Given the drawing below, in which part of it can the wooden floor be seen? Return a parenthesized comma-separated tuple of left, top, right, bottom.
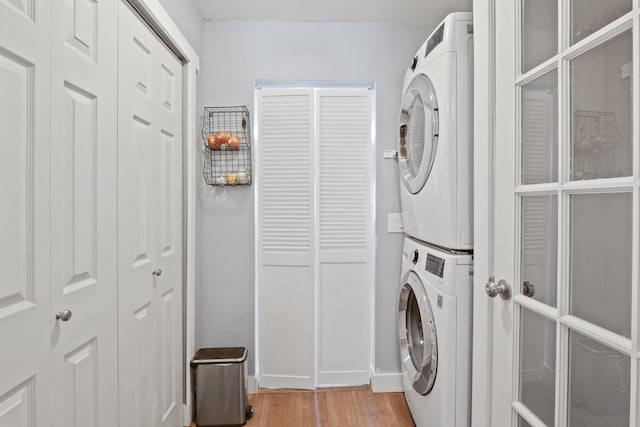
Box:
(190, 386, 415, 427)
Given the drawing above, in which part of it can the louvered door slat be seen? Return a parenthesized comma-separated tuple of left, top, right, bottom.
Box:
(522, 91, 554, 184)
(259, 91, 313, 266)
(318, 91, 371, 264)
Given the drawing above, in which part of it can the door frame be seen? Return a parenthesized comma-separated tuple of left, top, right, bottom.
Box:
(121, 1, 200, 424)
(471, 1, 496, 426)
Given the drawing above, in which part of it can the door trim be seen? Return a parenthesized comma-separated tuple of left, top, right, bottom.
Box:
(471, 1, 496, 426)
(121, 1, 200, 424)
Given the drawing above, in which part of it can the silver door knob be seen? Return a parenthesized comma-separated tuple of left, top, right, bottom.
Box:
(152, 269, 162, 277)
(55, 310, 72, 321)
(522, 281, 535, 298)
(485, 278, 511, 300)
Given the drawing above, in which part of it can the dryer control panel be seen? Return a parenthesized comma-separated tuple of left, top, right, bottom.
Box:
(425, 254, 445, 278)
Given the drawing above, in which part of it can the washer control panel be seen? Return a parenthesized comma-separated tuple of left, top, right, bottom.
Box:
(425, 253, 445, 278)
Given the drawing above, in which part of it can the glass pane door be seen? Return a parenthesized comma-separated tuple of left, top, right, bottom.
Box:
(513, 1, 636, 426)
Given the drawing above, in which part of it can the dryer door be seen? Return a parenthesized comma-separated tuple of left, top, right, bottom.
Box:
(398, 271, 438, 395)
(398, 74, 439, 194)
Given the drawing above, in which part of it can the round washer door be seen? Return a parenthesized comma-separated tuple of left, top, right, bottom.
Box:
(398, 74, 439, 194)
(398, 271, 438, 395)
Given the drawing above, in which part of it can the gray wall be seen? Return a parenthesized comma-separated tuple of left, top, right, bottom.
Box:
(196, 20, 434, 374)
(157, 0, 204, 57)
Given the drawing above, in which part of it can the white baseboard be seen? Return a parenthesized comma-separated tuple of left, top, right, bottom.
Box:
(317, 370, 370, 387)
(248, 374, 258, 394)
(371, 372, 403, 393)
(249, 372, 403, 394)
(183, 404, 191, 426)
(258, 374, 314, 390)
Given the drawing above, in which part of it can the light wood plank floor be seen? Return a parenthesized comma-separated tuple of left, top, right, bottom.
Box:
(190, 386, 415, 427)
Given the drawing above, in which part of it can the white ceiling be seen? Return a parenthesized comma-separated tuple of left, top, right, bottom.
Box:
(195, 0, 472, 26)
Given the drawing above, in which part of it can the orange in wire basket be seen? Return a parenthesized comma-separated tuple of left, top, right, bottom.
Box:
(227, 135, 241, 149)
(207, 131, 230, 149)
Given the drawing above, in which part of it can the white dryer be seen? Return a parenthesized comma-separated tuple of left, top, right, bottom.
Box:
(398, 12, 474, 250)
(397, 237, 473, 427)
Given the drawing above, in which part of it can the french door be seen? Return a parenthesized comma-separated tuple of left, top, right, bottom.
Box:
(486, 0, 637, 426)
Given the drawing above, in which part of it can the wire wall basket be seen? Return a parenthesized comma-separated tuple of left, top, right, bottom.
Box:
(573, 110, 622, 154)
(202, 106, 252, 186)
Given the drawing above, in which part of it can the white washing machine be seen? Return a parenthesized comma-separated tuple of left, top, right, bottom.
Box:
(398, 12, 474, 250)
(397, 237, 473, 427)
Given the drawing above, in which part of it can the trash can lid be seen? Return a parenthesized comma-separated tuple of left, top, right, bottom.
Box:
(191, 347, 247, 365)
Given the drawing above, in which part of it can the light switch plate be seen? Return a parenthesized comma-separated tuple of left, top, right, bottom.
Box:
(383, 150, 398, 159)
(387, 212, 404, 233)
(621, 62, 632, 80)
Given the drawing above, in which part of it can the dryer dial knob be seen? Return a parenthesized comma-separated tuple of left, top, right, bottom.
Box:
(412, 249, 419, 265)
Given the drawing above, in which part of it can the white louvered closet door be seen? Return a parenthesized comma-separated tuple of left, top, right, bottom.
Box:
(317, 90, 372, 386)
(257, 87, 373, 389)
(257, 89, 315, 390)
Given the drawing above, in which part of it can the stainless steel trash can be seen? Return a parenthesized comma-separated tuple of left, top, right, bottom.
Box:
(190, 347, 252, 427)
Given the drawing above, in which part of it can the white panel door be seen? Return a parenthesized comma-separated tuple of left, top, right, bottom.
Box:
(257, 89, 315, 390)
(118, 2, 183, 426)
(481, 1, 638, 426)
(317, 89, 372, 386)
(49, 0, 119, 425)
(0, 0, 51, 425)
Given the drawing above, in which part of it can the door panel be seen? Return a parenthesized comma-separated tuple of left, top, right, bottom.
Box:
(0, 0, 51, 425)
(63, 0, 98, 60)
(50, 0, 118, 424)
(0, 51, 32, 314)
(570, 31, 632, 181)
(570, 0, 631, 44)
(161, 289, 177, 419)
(155, 38, 183, 427)
(257, 89, 315, 389)
(60, 83, 98, 293)
(62, 339, 98, 426)
(317, 90, 372, 386)
(567, 331, 630, 426)
(0, 378, 35, 425)
(521, 0, 557, 74)
(518, 308, 556, 426)
(569, 193, 632, 337)
(132, 303, 153, 427)
(118, 3, 183, 425)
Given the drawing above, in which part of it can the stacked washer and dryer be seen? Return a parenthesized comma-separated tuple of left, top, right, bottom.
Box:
(396, 12, 474, 427)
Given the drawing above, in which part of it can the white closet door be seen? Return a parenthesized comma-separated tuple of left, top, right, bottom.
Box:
(117, 2, 183, 426)
(0, 1, 52, 425)
(317, 89, 372, 386)
(257, 89, 315, 389)
(49, 0, 119, 425)
(257, 87, 374, 389)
